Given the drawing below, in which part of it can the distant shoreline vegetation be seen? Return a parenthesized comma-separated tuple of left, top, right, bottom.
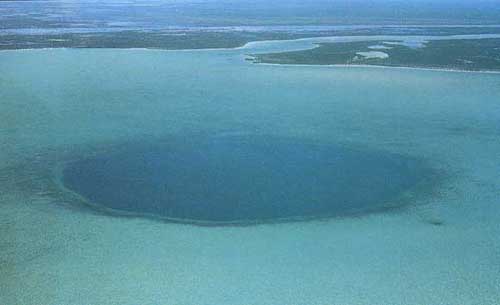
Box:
(2, 27, 500, 72)
(0, 30, 308, 50)
(250, 38, 500, 72)
(2, 26, 500, 50)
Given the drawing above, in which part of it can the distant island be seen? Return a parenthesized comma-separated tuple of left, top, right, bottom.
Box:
(250, 38, 500, 72)
(2, 26, 500, 51)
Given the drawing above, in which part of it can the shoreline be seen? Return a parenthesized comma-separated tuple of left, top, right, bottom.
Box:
(3, 44, 500, 75)
(251, 61, 500, 74)
(3, 23, 500, 36)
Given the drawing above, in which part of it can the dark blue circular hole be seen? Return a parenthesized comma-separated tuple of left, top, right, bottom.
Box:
(63, 136, 430, 225)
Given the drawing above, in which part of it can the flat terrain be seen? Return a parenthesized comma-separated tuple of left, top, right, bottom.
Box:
(0, 30, 308, 50)
(2, 27, 500, 50)
(251, 38, 500, 71)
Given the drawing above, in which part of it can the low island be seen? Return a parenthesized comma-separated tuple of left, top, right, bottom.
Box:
(250, 38, 500, 71)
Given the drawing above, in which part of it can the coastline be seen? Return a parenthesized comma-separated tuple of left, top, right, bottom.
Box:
(252, 61, 500, 74)
(3, 40, 500, 74)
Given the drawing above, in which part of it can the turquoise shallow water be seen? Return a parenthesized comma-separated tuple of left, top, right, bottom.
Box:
(1, 42, 500, 304)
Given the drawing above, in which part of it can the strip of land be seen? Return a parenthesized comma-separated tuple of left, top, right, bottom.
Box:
(2, 26, 500, 50)
(250, 38, 500, 71)
(0, 30, 310, 50)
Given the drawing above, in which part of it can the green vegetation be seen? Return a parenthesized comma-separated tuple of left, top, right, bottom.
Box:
(3, 27, 500, 51)
(251, 38, 500, 71)
(0, 31, 311, 50)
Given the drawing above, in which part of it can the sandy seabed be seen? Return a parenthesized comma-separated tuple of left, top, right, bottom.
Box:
(1, 39, 500, 305)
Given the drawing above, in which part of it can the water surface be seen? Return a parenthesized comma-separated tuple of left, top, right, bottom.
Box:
(1, 46, 500, 305)
(63, 135, 430, 225)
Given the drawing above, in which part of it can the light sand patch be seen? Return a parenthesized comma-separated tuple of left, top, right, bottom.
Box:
(48, 39, 69, 42)
(369, 45, 392, 50)
(356, 51, 389, 59)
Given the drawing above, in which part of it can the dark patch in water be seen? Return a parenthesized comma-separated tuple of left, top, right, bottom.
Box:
(62, 136, 431, 225)
(425, 218, 445, 226)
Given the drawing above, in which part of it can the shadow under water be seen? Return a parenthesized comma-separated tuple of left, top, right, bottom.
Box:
(61, 135, 435, 226)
